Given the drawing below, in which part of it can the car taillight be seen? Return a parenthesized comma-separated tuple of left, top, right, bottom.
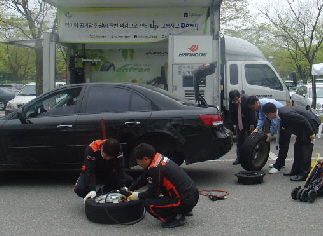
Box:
(199, 115, 223, 126)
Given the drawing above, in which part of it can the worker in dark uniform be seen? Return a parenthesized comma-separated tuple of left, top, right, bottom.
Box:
(127, 143, 199, 228)
(73, 138, 133, 201)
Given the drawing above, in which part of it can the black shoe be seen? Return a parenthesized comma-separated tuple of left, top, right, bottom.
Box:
(233, 160, 240, 165)
(283, 172, 298, 177)
(290, 175, 307, 181)
(161, 215, 186, 228)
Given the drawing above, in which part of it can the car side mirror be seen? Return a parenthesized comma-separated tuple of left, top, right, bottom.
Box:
(17, 107, 28, 124)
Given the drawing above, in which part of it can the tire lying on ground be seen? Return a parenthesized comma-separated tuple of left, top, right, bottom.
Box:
(85, 195, 144, 224)
(240, 132, 270, 171)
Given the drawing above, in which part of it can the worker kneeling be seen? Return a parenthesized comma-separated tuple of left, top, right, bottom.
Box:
(74, 138, 133, 200)
(127, 143, 199, 228)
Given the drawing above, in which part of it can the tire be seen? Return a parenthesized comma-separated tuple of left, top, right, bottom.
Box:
(300, 188, 309, 202)
(240, 133, 270, 171)
(308, 190, 316, 203)
(0, 99, 7, 111)
(291, 186, 301, 200)
(85, 194, 144, 224)
(296, 189, 303, 201)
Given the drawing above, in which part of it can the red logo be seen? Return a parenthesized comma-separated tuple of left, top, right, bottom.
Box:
(188, 45, 199, 52)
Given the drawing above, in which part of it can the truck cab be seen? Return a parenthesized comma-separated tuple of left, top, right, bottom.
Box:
(221, 35, 290, 113)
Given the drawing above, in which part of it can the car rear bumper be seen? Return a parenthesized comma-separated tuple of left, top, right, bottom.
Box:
(183, 126, 233, 164)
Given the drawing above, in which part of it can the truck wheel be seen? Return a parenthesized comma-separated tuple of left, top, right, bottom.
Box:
(240, 133, 270, 171)
(85, 195, 144, 224)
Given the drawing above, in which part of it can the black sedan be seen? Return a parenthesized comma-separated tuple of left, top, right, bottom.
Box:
(0, 83, 232, 170)
(0, 88, 15, 111)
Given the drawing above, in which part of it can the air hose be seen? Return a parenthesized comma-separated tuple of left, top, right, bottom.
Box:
(199, 189, 229, 201)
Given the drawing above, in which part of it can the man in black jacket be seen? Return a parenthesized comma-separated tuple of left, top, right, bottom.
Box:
(73, 138, 133, 201)
(229, 90, 257, 165)
(128, 143, 199, 228)
(262, 103, 321, 181)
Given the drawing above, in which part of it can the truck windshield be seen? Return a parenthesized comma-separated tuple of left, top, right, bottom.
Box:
(245, 64, 283, 91)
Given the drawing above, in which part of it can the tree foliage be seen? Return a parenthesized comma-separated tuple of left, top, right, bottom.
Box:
(0, 0, 56, 94)
(258, 0, 323, 77)
(258, 0, 323, 108)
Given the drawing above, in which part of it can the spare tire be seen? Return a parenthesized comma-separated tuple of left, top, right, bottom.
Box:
(85, 193, 144, 224)
(240, 132, 270, 171)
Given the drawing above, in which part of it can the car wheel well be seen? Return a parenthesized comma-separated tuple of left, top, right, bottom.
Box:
(132, 134, 185, 166)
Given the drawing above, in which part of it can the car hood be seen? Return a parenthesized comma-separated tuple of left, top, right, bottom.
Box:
(8, 95, 36, 104)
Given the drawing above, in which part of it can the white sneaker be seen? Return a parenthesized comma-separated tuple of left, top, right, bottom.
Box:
(269, 167, 280, 174)
(269, 163, 285, 168)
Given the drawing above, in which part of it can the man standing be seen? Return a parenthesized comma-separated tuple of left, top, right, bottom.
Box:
(246, 96, 288, 174)
(262, 103, 321, 181)
(229, 90, 257, 165)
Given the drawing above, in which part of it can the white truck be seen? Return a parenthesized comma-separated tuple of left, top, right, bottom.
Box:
(167, 34, 290, 127)
(44, 0, 290, 126)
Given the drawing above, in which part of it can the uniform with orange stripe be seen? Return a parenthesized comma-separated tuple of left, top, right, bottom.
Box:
(74, 139, 133, 198)
(129, 143, 199, 226)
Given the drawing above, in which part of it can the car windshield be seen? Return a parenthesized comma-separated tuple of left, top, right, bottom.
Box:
(18, 84, 36, 96)
(309, 87, 323, 98)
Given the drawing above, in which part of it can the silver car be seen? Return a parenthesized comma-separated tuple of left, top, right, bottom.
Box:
(291, 84, 323, 114)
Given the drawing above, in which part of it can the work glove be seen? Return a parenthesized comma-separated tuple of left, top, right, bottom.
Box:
(84, 190, 96, 203)
(120, 186, 128, 191)
(128, 191, 139, 201)
(252, 128, 259, 134)
(266, 133, 272, 142)
(119, 187, 131, 197)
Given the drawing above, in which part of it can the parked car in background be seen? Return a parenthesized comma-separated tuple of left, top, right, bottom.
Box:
(0, 83, 23, 94)
(0, 88, 15, 110)
(5, 82, 37, 115)
(291, 84, 323, 114)
(0, 82, 233, 171)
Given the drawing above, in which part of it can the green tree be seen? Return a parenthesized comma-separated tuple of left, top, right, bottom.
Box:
(0, 0, 56, 95)
(258, 0, 323, 108)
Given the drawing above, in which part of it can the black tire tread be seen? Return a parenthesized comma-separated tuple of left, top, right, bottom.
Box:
(85, 198, 144, 224)
(240, 133, 270, 171)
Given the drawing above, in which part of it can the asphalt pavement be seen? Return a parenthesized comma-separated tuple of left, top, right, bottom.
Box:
(0, 111, 323, 235)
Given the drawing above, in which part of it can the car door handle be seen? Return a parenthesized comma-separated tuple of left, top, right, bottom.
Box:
(125, 121, 141, 125)
(57, 124, 73, 130)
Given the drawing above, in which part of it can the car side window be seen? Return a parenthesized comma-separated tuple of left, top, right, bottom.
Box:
(245, 64, 283, 91)
(25, 88, 82, 118)
(130, 92, 151, 111)
(229, 64, 238, 85)
(85, 86, 132, 113)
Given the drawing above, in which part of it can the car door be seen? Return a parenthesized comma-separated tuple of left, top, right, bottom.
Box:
(0, 86, 83, 166)
(74, 84, 152, 165)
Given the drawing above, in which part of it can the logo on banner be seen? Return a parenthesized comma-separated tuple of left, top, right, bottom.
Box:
(178, 44, 207, 58)
(188, 45, 199, 52)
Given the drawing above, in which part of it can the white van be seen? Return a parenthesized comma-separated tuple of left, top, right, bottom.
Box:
(5, 82, 36, 115)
